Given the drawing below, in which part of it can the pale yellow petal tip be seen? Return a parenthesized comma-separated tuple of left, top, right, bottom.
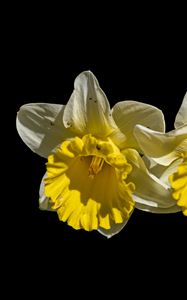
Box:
(44, 134, 135, 231)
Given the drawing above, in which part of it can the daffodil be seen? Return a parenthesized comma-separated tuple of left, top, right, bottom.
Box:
(16, 71, 174, 237)
(134, 92, 187, 215)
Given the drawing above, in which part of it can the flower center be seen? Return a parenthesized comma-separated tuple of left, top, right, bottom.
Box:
(44, 134, 135, 231)
(88, 156, 105, 178)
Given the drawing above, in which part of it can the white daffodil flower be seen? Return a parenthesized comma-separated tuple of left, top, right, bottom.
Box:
(17, 71, 173, 238)
(134, 92, 187, 216)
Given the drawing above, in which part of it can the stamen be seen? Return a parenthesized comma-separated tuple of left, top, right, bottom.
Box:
(88, 156, 105, 178)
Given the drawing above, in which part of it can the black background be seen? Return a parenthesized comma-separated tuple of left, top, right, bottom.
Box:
(12, 4, 187, 293)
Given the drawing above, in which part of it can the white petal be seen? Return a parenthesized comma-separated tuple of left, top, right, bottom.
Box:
(159, 158, 182, 185)
(134, 125, 187, 165)
(142, 155, 159, 169)
(174, 92, 187, 128)
(143, 158, 181, 187)
(16, 103, 74, 158)
(147, 163, 169, 185)
(98, 219, 130, 238)
(63, 71, 115, 137)
(112, 101, 165, 149)
(108, 129, 127, 149)
(123, 149, 175, 208)
(39, 173, 53, 211)
(135, 202, 181, 213)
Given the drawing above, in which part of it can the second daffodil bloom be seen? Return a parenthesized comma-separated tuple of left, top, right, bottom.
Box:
(134, 92, 187, 216)
(16, 71, 174, 237)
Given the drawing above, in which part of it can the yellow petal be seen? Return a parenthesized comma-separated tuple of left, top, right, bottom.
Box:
(169, 152, 187, 216)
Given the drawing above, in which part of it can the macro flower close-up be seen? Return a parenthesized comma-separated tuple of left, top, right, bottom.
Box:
(16, 71, 177, 237)
(134, 92, 187, 216)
